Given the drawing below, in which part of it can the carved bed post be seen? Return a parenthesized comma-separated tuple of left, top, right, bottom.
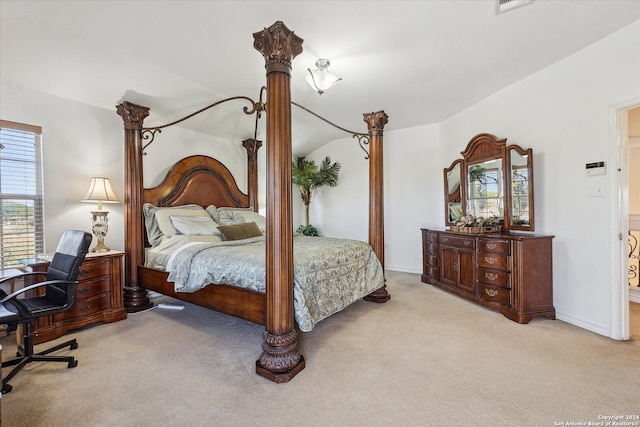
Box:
(242, 138, 262, 212)
(116, 101, 153, 312)
(253, 21, 305, 382)
(363, 111, 391, 303)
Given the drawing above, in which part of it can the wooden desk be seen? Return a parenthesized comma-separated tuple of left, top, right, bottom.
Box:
(0, 268, 23, 294)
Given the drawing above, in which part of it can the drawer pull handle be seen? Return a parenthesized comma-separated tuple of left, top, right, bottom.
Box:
(464, 240, 471, 246)
(79, 304, 92, 312)
(78, 287, 90, 294)
(442, 237, 449, 242)
(79, 269, 91, 276)
(485, 288, 498, 297)
(484, 256, 498, 265)
(485, 272, 498, 281)
(486, 243, 497, 249)
(452, 263, 459, 272)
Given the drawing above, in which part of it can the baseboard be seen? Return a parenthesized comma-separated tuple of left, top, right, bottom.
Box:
(384, 265, 422, 275)
(555, 311, 612, 339)
(630, 286, 640, 304)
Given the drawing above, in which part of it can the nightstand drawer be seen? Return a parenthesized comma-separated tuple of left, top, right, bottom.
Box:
(75, 277, 111, 299)
(76, 259, 111, 281)
(53, 294, 112, 322)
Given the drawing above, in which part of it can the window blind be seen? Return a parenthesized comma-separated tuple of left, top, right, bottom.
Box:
(0, 120, 45, 269)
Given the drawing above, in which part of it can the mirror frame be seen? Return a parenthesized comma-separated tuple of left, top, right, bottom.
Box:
(443, 133, 535, 232)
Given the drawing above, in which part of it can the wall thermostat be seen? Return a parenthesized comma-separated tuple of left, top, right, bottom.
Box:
(586, 161, 605, 176)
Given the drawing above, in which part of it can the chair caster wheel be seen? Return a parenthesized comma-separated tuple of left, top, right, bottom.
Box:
(68, 360, 78, 368)
(70, 342, 79, 350)
(2, 384, 12, 394)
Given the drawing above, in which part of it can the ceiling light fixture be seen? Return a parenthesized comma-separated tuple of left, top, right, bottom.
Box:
(306, 59, 341, 95)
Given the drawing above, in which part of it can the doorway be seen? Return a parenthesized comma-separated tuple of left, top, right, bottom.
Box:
(610, 98, 640, 341)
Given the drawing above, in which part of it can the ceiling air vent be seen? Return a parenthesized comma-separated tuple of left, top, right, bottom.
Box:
(496, 0, 533, 15)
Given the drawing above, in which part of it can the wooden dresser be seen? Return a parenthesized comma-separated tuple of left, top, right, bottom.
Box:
(25, 250, 127, 344)
(421, 228, 555, 323)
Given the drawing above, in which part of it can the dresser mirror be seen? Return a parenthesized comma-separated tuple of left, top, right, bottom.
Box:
(443, 133, 535, 232)
(444, 159, 462, 223)
(507, 144, 534, 230)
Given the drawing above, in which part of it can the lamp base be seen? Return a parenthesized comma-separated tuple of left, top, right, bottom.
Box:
(91, 241, 111, 252)
(89, 210, 111, 253)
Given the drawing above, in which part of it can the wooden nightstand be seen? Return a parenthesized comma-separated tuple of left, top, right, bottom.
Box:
(24, 250, 127, 344)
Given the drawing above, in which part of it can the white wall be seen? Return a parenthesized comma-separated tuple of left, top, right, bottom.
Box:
(304, 124, 441, 273)
(1, 83, 125, 253)
(439, 21, 640, 336)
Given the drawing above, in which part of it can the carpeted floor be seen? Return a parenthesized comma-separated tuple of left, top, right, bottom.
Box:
(1, 271, 639, 426)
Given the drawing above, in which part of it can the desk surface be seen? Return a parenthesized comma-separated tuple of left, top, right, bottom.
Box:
(0, 269, 22, 279)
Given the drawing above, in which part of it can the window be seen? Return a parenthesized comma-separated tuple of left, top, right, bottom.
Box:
(0, 120, 45, 269)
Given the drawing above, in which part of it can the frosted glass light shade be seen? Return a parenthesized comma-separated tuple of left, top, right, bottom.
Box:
(306, 59, 341, 95)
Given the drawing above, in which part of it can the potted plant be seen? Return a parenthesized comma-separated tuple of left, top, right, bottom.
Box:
(292, 156, 341, 235)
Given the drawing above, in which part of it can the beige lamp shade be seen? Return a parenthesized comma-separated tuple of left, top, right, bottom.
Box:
(82, 177, 119, 210)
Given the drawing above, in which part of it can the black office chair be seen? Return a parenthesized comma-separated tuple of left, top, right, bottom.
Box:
(0, 230, 92, 394)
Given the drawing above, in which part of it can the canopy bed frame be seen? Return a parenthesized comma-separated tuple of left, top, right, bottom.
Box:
(116, 21, 389, 382)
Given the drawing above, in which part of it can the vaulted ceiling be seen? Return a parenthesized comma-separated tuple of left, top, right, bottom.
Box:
(1, 1, 639, 154)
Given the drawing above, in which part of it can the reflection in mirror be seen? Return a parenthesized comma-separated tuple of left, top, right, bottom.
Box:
(509, 148, 532, 228)
(466, 158, 503, 221)
(446, 162, 462, 223)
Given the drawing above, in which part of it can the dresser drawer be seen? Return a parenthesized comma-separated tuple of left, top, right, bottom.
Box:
(426, 243, 439, 255)
(478, 253, 509, 270)
(75, 277, 111, 299)
(478, 239, 510, 255)
(426, 231, 439, 243)
(439, 235, 475, 249)
(478, 268, 509, 288)
(478, 284, 510, 305)
(427, 266, 440, 281)
(53, 293, 112, 322)
(76, 258, 111, 281)
(426, 254, 439, 269)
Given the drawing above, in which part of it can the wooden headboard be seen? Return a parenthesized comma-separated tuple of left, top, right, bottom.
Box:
(143, 155, 250, 209)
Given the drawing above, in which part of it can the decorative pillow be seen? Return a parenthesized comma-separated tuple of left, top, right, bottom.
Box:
(217, 208, 267, 231)
(217, 210, 247, 226)
(143, 203, 207, 246)
(205, 205, 219, 223)
(217, 221, 263, 241)
(170, 215, 220, 236)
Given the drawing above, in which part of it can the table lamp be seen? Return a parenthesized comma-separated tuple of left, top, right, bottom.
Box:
(81, 177, 119, 252)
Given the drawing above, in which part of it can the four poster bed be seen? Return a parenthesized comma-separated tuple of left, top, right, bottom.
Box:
(116, 21, 389, 382)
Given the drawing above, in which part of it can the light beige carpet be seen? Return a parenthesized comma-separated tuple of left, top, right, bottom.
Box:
(1, 271, 638, 427)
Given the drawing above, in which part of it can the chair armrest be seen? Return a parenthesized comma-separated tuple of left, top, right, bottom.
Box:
(0, 280, 78, 318)
(0, 271, 46, 286)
